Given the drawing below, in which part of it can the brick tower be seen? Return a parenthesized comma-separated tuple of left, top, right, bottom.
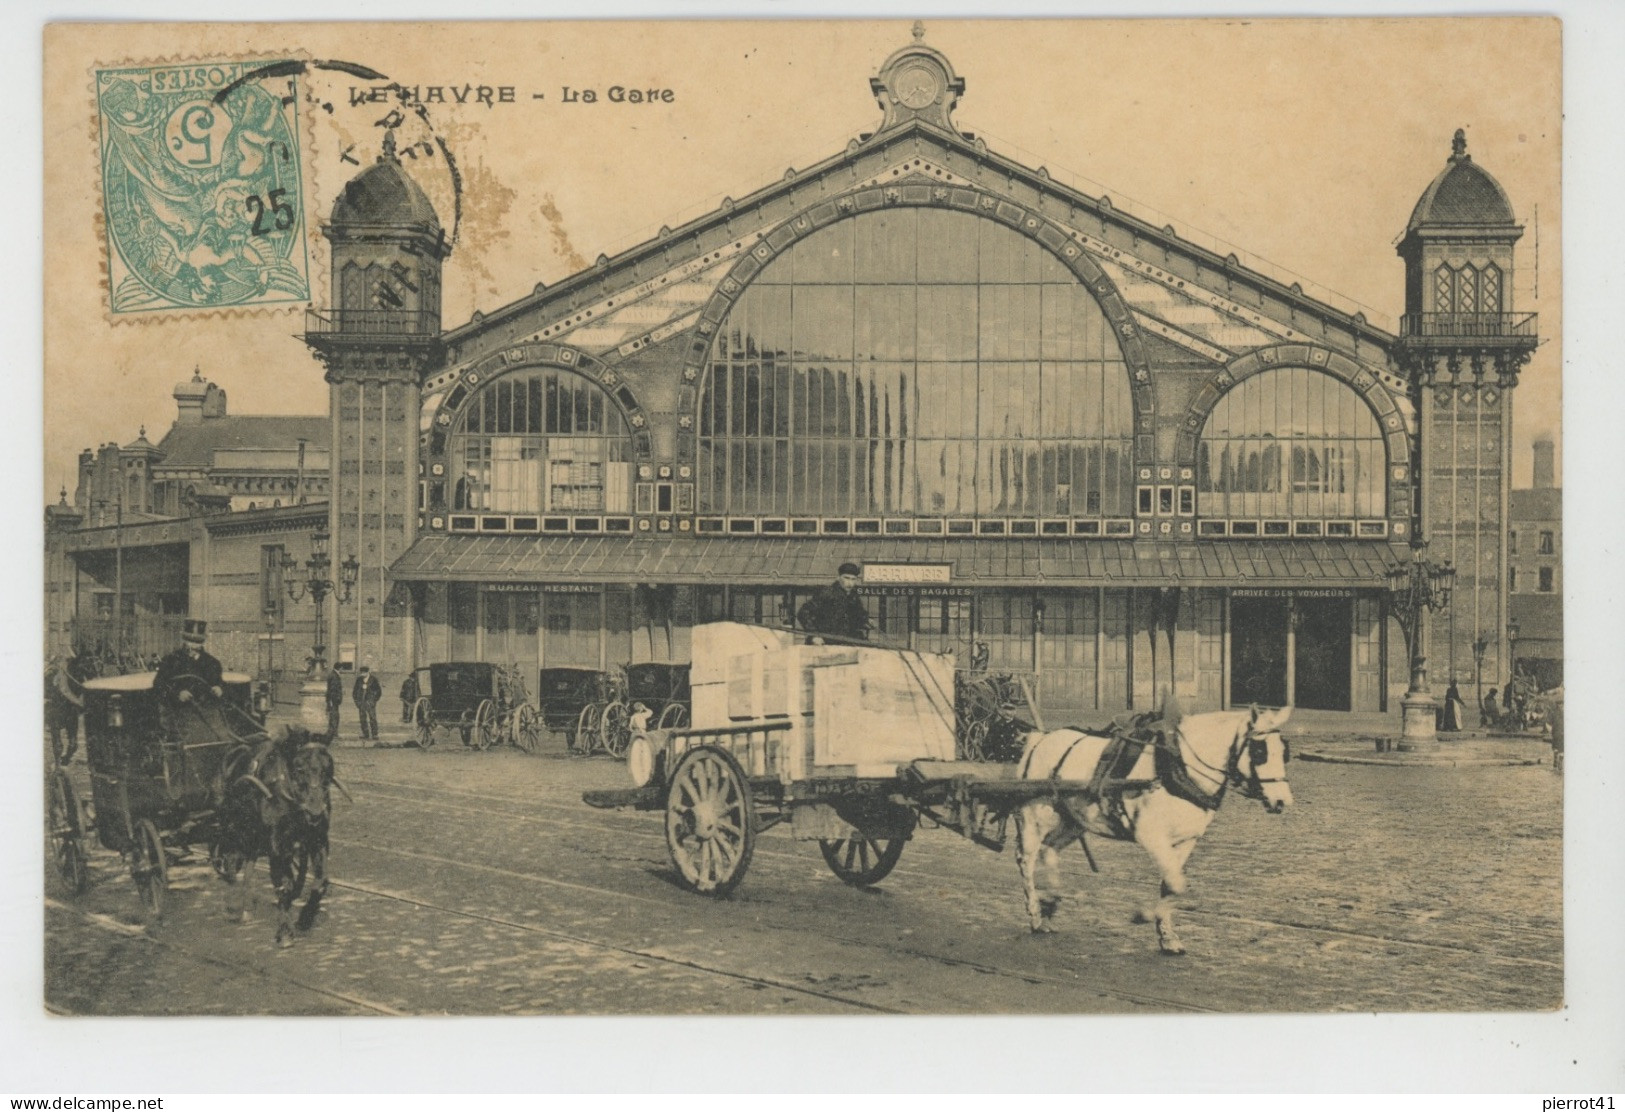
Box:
(1396, 129, 1538, 704)
(305, 132, 448, 679)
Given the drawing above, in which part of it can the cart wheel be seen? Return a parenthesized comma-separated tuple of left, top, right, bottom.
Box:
(413, 699, 435, 750)
(665, 746, 754, 897)
(656, 703, 689, 730)
(575, 704, 602, 754)
(819, 837, 907, 887)
(474, 699, 499, 750)
(46, 769, 88, 897)
(514, 705, 541, 754)
(133, 818, 167, 917)
(961, 719, 990, 762)
(600, 701, 632, 759)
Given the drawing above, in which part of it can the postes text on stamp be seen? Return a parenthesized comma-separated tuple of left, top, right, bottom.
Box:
(96, 59, 311, 315)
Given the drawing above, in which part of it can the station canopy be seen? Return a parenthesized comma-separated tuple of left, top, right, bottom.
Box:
(389, 534, 1403, 589)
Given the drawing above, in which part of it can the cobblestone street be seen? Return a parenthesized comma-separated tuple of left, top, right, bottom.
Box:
(44, 727, 1562, 1016)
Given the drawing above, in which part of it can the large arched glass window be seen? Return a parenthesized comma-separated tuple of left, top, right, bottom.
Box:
(698, 208, 1136, 517)
(1197, 368, 1386, 520)
(449, 369, 633, 512)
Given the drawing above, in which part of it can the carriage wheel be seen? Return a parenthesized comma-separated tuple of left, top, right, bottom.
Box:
(664, 746, 755, 897)
(413, 699, 436, 750)
(474, 699, 499, 750)
(46, 769, 88, 897)
(961, 719, 990, 762)
(600, 701, 632, 759)
(656, 703, 690, 730)
(575, 704, 601, 754)
(514, 704, 541, 754)
(132, 818, 168, 918)
(819, 837, 907, 887)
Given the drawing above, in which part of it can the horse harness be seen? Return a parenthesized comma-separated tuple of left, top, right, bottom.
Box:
(1043, 711, 1282, 869)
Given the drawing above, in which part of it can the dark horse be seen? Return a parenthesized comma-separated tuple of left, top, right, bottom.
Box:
(213, 725, 335, 946)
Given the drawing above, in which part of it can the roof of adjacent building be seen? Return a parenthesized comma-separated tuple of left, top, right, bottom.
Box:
(389, 534, 1406, 588)
(154, 416, 329, 470)
(1407, 130, 1517, 230)
(330, 137, 442, 230)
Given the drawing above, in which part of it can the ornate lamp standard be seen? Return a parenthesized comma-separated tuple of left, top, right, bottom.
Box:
(1472, 632, 1493, 729)
(279, 530, 360, 676)
(1385, 539, 1456, 748)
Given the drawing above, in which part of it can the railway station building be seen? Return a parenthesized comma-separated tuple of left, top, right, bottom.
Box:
(271, 38, 1538, 719)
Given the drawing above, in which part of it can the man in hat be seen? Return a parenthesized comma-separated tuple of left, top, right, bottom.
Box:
(353, 663, 382, 742)
(325, 664, 345, 741)
(154, 619, 224, 705)
(797, 562, 872, 644)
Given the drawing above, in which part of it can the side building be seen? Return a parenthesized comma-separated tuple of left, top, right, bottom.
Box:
(44, 372, 331, 704)
(1508, 438, 1562, 689)
(301, 38, 1535, 722)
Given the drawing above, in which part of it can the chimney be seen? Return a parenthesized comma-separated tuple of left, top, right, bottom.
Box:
(1532, 439, 1555, 489)
(174, 367, 209, 425)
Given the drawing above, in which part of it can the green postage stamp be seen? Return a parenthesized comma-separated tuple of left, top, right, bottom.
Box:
(96, 59, 311, 315)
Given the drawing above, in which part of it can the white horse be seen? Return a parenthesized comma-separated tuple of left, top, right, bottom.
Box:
(1013, 700, 1293, 954)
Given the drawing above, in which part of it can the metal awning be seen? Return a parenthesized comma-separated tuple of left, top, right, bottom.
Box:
(389, 534, 1405, 588)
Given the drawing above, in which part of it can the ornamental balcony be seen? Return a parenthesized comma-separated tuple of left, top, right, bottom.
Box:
(1397, 312, 1538, 351)
(304, 308, 441, 340)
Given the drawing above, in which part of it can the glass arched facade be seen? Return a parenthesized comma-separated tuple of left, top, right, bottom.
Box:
(448, 369, 634, 513)
(698, 208, 1137, 517)
(1196, 367, 1386, 520)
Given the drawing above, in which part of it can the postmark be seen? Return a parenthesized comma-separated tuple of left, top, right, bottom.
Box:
(95, 58, 312, 315)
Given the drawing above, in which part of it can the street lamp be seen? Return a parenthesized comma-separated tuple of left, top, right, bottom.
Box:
(1506, 618, 1521, 685)
(280, 530, 360, 676)
(1384, 539, 1456, 747)
(1472, 633, 1492, 728)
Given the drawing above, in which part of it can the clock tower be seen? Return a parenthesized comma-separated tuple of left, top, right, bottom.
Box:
(305, 132, 449, 679)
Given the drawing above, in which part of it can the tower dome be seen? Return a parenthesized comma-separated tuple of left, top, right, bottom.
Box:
(1406, 129, 1517, 230)
(330, 132, 442, 231)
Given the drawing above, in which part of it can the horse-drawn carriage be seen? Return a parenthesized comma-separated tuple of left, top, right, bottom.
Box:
(46, 667, 337, 940)
(585, 623, 1294, 953)
(411, 662, 540, 752)
(46, 671, 262, 913)
(625, 662, 692, 732)
(535, 666, 620, 753)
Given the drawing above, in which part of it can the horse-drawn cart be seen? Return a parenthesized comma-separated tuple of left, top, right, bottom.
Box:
(584, 623, 1293, 950)
(413, 662, 540, 752)
(63, 670, 264, 914)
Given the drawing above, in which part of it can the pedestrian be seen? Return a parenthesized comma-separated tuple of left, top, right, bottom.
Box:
(153, 620, 224, 706)
(45, 654, 84, 765)
(1441, 679, 1465, 732)
(325, 665, 345, 741)
(400, 671, 420, 723)
(353, 663, 382, 741)
(796, 561, 872, 644)
(1481, 686, 1500, 729)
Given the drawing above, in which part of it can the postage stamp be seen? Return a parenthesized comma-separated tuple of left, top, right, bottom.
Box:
(94, 58, 312, 315)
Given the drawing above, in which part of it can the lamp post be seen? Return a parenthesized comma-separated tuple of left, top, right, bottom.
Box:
(1385, 539, 1456, 749)
(1472, 633, 1492, 730)
(279, 530, 360, 677)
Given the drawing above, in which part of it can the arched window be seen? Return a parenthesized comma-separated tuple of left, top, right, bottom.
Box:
(697, 208, 1136, 517)
(1458, 263, 1478, 314)
(1433, 264, 1455, 312)
(448, 369, 634, 513)
(1480, 263, 1502, 314)
(1197, 368, 1386, 520)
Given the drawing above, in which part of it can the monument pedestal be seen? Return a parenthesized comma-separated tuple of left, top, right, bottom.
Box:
(1394, 654, 1439, 752)
(299, 680, 331, 739)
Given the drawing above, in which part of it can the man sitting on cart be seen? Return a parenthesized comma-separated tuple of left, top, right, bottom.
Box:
(154, 619, 224, 706)
(797, 561, 872, 644)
